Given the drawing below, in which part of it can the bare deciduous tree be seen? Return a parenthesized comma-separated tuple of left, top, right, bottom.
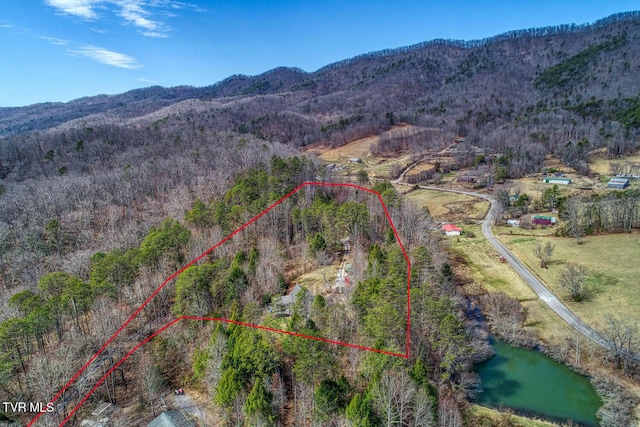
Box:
(601, 315, 639, 371)
(558, 262, 589, 302)
(138, 352, 165, 417)
(533, 240, 555, 269)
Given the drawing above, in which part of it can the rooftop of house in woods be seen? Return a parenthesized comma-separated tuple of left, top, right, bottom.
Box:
(147, 411, 194, 427)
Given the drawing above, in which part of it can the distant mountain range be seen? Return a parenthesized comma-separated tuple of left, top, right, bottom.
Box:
(2, 11, 639, 164)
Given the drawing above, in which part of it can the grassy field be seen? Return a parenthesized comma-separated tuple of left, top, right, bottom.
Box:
(393, 186, 490, 220)
(495, 228, 640, 329)
(307, 134, 378, 163)
(466, 405, 560, 427)
(306, 125, 417, 180)
(588, 151, 640, 175)
(447, 224, 574, 343)
(509, 174, 597, 202)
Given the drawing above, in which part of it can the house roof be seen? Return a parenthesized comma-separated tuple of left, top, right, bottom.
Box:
(608, 177, 629, 184)
(148, 411, 194, 427)
(442, 224, 462, 232)
(280, 284, 302, 305)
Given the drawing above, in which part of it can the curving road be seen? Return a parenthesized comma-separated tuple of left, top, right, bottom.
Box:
(393, 180, 612, 350)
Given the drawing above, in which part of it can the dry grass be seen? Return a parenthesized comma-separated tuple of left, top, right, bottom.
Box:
(366, 154, 413, 179)
(447, 225, 579, 344)
(405, 162, 437, 178)
(588, 151, 640, 175)
(395, 186, 490, 220)
(503, 151, 640, 201)
(496, 230, 640, 329)
(307, 124, 418, 163)
(508, 174, 597, 202)
(291, 264, 339, 296)
(305, 126, 419, 179)
(308, 134, 380, 163)
(466, 405, 560, 427)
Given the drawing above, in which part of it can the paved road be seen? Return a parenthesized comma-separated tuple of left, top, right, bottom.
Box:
(393, 181, 613, 350)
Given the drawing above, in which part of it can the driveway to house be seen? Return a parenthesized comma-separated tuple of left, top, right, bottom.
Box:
(392, 180, 613, 350)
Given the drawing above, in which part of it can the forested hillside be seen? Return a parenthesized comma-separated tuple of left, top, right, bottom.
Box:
(3, 12, 640, 180)
(1, 10, 640, 427)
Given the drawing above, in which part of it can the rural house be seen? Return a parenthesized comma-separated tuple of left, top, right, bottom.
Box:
(442, 223, 462, 236)
(273, 284, 303, 316)
(148, 411, 194, 427)
(531, 215, 556, 226)
(607, 177, 630, 189)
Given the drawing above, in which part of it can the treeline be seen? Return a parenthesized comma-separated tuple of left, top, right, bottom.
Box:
(560, 189, 640, 235)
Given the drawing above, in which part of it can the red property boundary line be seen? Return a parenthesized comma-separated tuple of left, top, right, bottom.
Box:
(27, 182, 411, 427)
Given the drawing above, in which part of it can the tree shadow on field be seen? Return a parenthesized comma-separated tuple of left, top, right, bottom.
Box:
(584, 272, 619, 301)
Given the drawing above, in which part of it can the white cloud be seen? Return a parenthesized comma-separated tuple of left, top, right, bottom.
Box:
(137, 77, 159, 84)
(44, 0, 203, 37)
(45, 0, 98, 19)
(71, 45, 140, 69)
(39, 35, 70, 45)
(117, 0, 164, 33)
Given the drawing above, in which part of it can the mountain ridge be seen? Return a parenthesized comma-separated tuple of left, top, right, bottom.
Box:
(1, 10, 640, 180)
(2, 10, 640, 137)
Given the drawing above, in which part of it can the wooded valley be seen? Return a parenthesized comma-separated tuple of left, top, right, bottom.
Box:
(1, 10, 640, 427)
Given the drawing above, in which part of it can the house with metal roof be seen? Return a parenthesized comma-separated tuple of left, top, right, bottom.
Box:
(442, 223, 462, 236)
(147, 411, 194, 427)
(272, 284, 303, 316)
(607, 177, 630, 189)
(279, 284, 302, 306)
(532, 215, 557, 226)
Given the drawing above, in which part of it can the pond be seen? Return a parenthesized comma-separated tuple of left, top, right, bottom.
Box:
(475, 338, 602, 426)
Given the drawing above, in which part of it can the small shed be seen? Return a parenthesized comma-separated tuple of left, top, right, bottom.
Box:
(543, 177, 571, 185)
(607, 177, 630, 189)
(442, 223, 462, 236)
(148, 411, 194, 427)
(507, 219, 520, 227)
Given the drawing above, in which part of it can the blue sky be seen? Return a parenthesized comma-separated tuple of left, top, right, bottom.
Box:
(0, 1, 638, 107)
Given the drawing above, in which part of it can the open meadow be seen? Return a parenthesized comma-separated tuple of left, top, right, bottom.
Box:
(495, 228, 640, 329)
(306, 126, 416, 179)
(446, 224, 579, 344)
(393, 186, 490, 221)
